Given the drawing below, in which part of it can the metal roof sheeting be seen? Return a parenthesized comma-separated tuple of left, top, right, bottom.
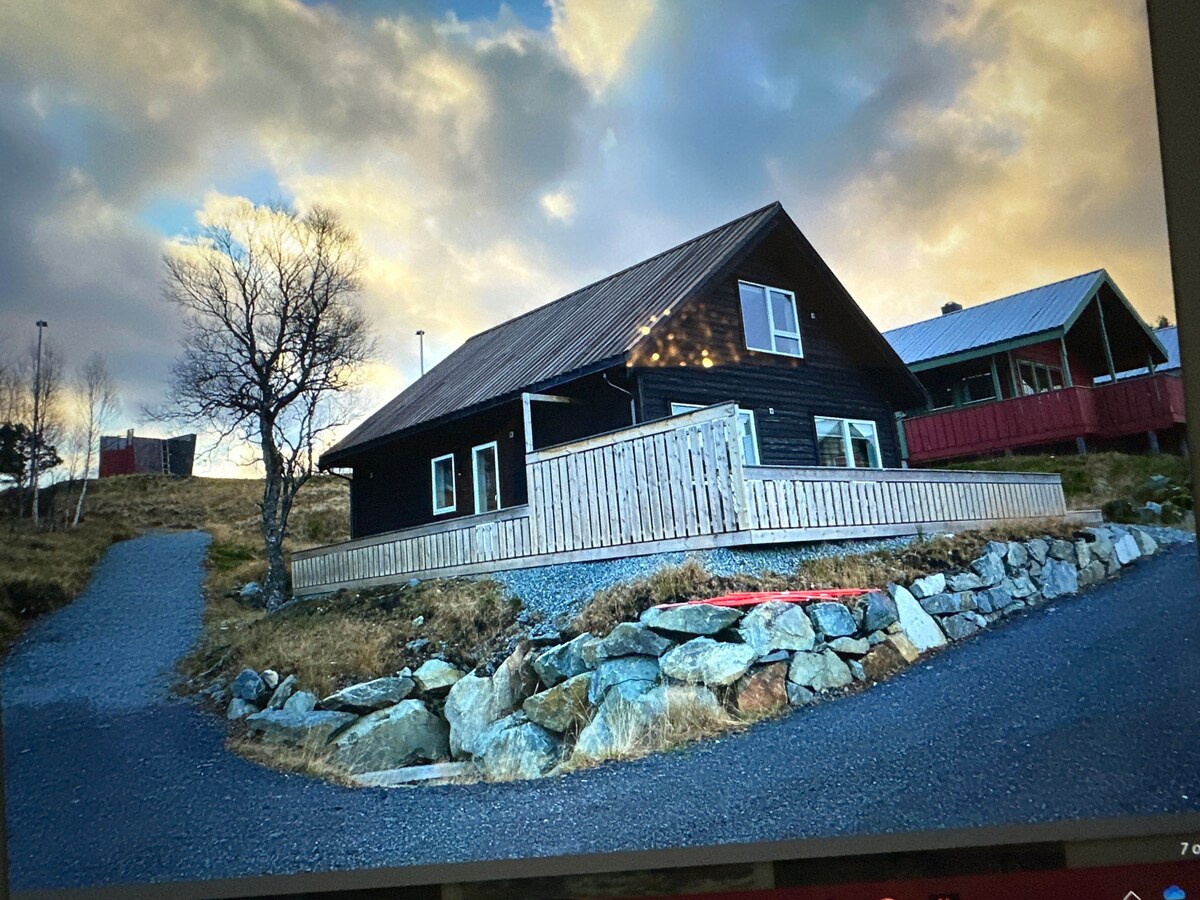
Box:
(323, 202, 784, 462)
(883, 270, 1106, 365)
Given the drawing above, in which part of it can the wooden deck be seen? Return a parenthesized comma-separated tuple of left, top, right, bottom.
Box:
(292, 403, 1079, 596)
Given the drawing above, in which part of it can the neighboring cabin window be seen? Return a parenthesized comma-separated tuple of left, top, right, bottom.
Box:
(1018, 361, 1064, 396)
(669, 402, 760, 465)
(431, 453, 456, 514)
(472, 441, 500, 514)
(815, 416, 882, 469)
(738, 281, 803, 357)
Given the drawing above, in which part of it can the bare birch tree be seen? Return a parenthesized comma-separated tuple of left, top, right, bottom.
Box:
(161, 200, 374, 611)
(71, 354, 119, 527)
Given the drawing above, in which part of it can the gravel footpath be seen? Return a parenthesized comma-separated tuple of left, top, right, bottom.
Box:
(5, 529, 1200, 895)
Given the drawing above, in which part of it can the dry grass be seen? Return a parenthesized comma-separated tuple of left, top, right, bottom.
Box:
(572, 558, 713, 637)
(227, 734, 356, 786)
(0, 473, 349, 657)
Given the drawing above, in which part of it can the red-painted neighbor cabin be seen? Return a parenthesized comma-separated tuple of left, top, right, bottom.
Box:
(883, 270, 1185, 465)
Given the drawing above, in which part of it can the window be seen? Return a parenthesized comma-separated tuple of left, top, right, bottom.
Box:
(472, 442, 500, 514)
(738, 281, 803, 357)
(815, 416, 882, 469)
(670, 402, 760, 465)
(431, 453, 456, 514)
(1018, 361, 1064, 396)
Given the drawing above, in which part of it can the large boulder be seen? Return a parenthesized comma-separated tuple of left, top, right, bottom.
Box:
(827, 636, 869, 657)
(1039, 558, 1079, 600)
(858, 591, 898, 633)
(1127, 526, 1159, 557)
(888, 583, 948, 653)
(246, 708, 357, 749)
(918, 592, 977, 616)
(444, 673, 500, 758)
(531, 633, 595, 687)
(1077, 560, 1107, 587)
(1048, 540, 1077, 564)
(588, 655, 661, 706)
(1080, 528, 1114, 563)
(473, 714, 562, 781)
(266, 674, 298, 710)
(641, 603, 743, 636)
(970, 553, 1006, 587)
(321, 675, 414, 714)
(227, 698, 258, 720)
(283, 691, 317, 714)
(491, 644, 539, 713)
(572, 684, 721, 763)
(733, 663, 790, 716)
(659, 638, 758, 687)
(594, 622, 673, 659)
(908, 573, 946, 599)
(412, 660, 464, 694)
(947, 572, 983, 591)
(787, 649, 853, 692)
(1005, 542, 1029, 573)
(805, 602, 857, 638)
(1111, 529, 1142, 565)
(1025, 537, 1050, 565)
(331, 700, 450, 774)
(522, 673, 593, 732)
(738, 600, 817, 655)
(231, 668, 268, 704)
(860, 633, 920, 681)
(1000, 574, 1036, 599)
(975, 585, 1014, 614)
(1074, 540, 1093, 569)
(940, 613, 984, 641)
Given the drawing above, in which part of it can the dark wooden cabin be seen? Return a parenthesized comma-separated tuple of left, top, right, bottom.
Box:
(883, 271, 1184, 464)
(321, 202, 926, 540)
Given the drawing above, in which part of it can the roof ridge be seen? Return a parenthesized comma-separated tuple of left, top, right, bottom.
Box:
(883, 268, 1106, 336)
(458, 201, 782, 344)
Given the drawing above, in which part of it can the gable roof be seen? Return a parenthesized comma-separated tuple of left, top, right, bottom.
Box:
(1094, 325, 1181, 382)
(323, 201, 924, 465)
(882, 269, 1168, 371)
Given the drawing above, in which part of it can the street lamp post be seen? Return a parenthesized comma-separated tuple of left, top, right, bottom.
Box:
(30, 319, 48, 525)
(416, 330, 425, 377)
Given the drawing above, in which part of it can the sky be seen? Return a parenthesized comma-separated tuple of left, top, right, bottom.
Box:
(0, 0, 1176, 477)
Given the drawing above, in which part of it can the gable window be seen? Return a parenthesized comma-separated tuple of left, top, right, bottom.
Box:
(815, 416, 882, 469)
(472, 441, 500, 514)
(738, 281, 803, 357)
(431, 453, 456, 514)
(670, 402, 760, 465)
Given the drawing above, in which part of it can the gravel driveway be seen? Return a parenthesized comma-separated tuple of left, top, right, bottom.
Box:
(5, 530, 1200, 896)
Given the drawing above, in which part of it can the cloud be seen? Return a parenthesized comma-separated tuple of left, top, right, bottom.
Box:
(550, 0, 656, 94)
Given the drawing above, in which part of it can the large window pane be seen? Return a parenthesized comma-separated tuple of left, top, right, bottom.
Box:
(472, 443, 499, 513)
(769, 289, 798, 332)
(739, 283, 772, 352)
(848, 421, 881, 468)
(738, 410, 759, 465)
(815, 417, 847, 467)
(775, 335, 801, 356)
(431, 454, 455, 513)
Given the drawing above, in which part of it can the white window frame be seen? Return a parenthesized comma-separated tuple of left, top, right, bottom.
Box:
(738, 280, 804, 358)
(814, 416, 882, 469)
(670, 402, 760, 465)
(431, 453, 456, 515)
(471, 441, 501, 515)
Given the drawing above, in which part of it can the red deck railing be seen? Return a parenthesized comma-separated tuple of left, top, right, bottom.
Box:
(903, 373, 1185, 464)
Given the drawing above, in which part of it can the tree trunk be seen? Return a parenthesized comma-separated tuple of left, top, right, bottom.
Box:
(259, 423, 289, 612)
(72, 445, 92, 527)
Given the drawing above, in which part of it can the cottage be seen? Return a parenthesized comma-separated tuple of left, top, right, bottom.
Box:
(294, 203, 1074, 596)
(883, 271, 1185, 464)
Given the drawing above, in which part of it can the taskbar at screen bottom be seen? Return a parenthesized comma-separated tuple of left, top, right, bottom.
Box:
(634, 859, 1197, 900)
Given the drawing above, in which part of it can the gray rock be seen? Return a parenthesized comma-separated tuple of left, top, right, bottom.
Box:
(227, 698, 257, 720)
(1105, 554, 1122, 576)
(491, 644, 539, 714)
(531, 633, 596, 687)
(940, 613, 983, 641)
(412, 659, 464, 694)
(411, 614, 425, 627)
(976, 586, 1014, 613)
(947, 572, 984, 591)
(522, 673, 592, 733)
(283, 690, 317, 713)
(405, 638, 431, 652)
(237, 582, 264, 608)
(1074, 540, 1093, 569)
(733, 662, 791, 715)
(351, 761, 475, 787)
(805, 602, 857, 638)
(970, 553, 1006, 587)
(918, 591, 977, 616)
(659, 638, 758, 686)
(1078, 560, 1107, 587)
(1005, 542, 1029, 573)
(444, 673, 501, 759)
(738, 600, 817, 655)
(787, 649, 853, 692)
(1128, 526, 1159, 556)
(827, 636, 869, 657)
(594, 622, 674, 659)
(473, 714, 562, 780)
(756, 649, 793, 664)
(321, 676, 415, 714)
(331, 700, 450, 774)
(909, 573, 946, 599)
(859, 591, 898, 633)
(266, 674, 298, 710)
(572, 684, 721, 762)
(983, 540, 1010, 558)
(887, 582, 948, 653)
(260, 669, 281, 691)
(1000, 573, 1036, 599)
(787, 682, 815, 706)
(246, 708, 357, 748)
(1025, 538, 1049, 565)
(1040, 558, 1079, 600)
(588, 655, 661, 706)
(848, 660, 866, 682)
(1080, 528, 1114, 562)
(1048, 540, 1077, 564)
(866, 631, 887, 646)
(231, 668, 268, 704)
(1112, 530, 1141, 565)
(640, 603, 743, 636)
(1144, 500, 1163, 517)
